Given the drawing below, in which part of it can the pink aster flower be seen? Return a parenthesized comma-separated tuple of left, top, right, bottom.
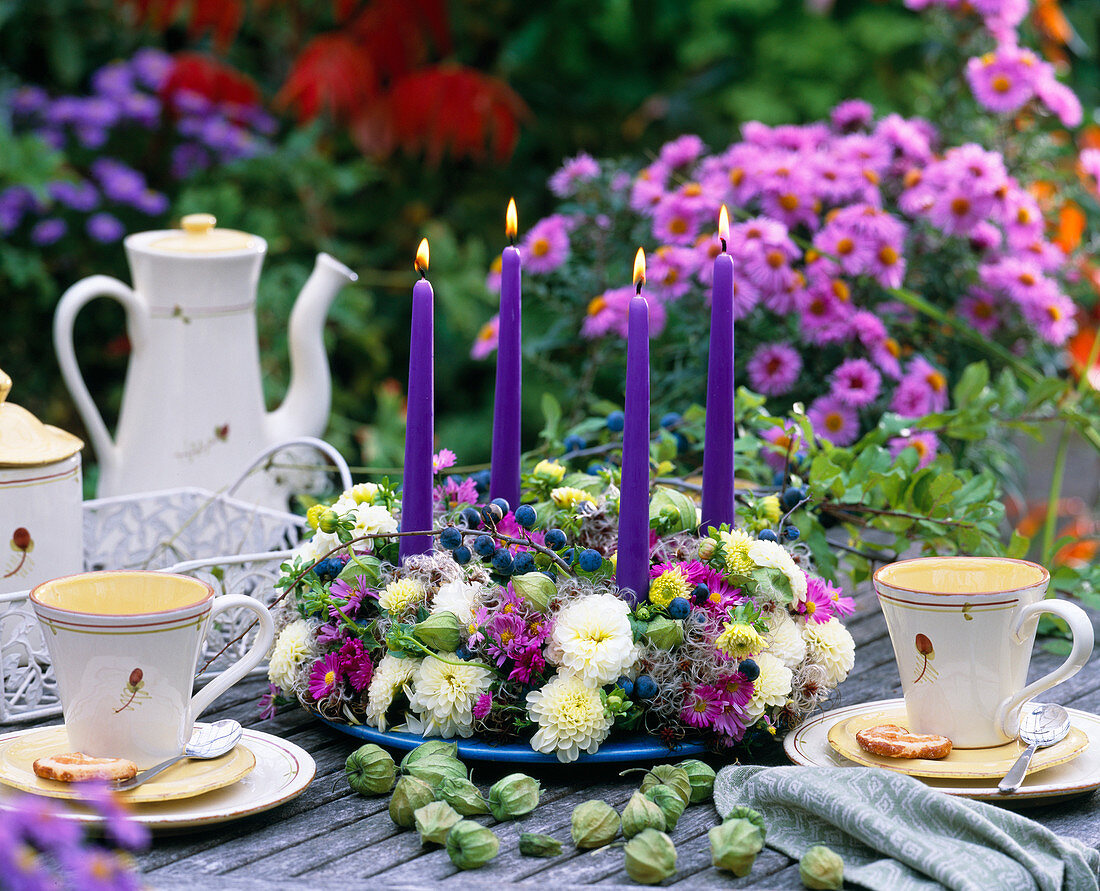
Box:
(808, 395, 860, 446)
(798, 288, 853, 346)
(520, 214, 570, 274)
(308, 652, 342, 700)
(548, 152, 600, 197)
(799, 575, 839, 623)
(648, 245, 697, 300)
(466, 607, 491, 648)
(958, 288, 1001, 335)
(747, 343, 802, 396)
(471, 314, 499, 359)
(681, 684, 724, 729)
(652, 196, 702, 245)
(508, 644, 546, 684)
(581, 286, 668, 339)
(830, 358, 882, 407)
(888, 431, 940, 469)
(1022, 288, 1077, 345)
(658, 134, 706, 168)
(433, 449, 457, 474)
(472, 692, 493, 720)
(485, 254, 502, 293)
(630, 166, 668, 212)
(760, 423, 803, 473)
(712, 673, 753, 740)
(831, 99, 874, 132)
(339, 638, 374, 691)
(1035, 70, 1082, 127)
(1081, 149, 1100, 187)
(436, 474, 480, 511)
(966, 46, 1037, 114)
(732, 277, 763, 320)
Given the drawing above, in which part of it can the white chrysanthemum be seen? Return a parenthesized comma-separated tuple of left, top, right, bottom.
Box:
(550, 592, 637, 686)
(748, 539, 808, 605)
(350, 503, 398, 538)
(802, 617, 856, 687)
(526, 671, 614, 762)
(293, 529, 340, 564)
(763, 610, 807, 671)
(431, 579, 481, 625)
(379, 578, 428, 614)
(744, 652, 793, 722)
(408, 653, 493, 738)
(365, 654, 421, 731)
(267, 619, 315, 689)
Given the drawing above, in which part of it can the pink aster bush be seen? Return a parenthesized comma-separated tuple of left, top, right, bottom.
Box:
(472, 0, 1097, 464)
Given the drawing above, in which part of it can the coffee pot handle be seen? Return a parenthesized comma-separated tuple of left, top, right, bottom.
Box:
(995, 599, 1094, 738)
(53, 275, 147, 476)
(190, 593, 276, 718)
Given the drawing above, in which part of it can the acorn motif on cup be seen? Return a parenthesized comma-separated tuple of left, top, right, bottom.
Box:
(3, 527, 33, 579)
(913, 633, 938, 684)
(115, 667, 150, 713)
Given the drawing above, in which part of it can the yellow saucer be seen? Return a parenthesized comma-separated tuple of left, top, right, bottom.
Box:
(828, 707, 1089, 779)
(0, 726, 256, 804)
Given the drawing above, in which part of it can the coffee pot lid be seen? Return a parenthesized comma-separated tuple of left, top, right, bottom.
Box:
(0, 368, 84, 466)
(146, 213, 258, 253)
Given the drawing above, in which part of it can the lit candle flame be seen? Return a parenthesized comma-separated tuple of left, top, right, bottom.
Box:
(415, 238, 429, 275)
(506, 198, 518, 242)
(719, 204, 730, 247)
(632, 247, 646, 293)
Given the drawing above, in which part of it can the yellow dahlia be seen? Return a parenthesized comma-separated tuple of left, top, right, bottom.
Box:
(718, 528, 755, 575)
(527, 671, 614, 763)
(349, 482, 380, 504)
(648, 568, 691, 609)
(267, 619, 314, 689)
(715, 621, 765, 659)
(551, 486, 592, 510)
(380, 578, 427, 614)
(533, 459, 566, 483)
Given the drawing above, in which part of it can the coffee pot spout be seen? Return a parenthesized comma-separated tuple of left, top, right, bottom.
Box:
(265, 253, 357, 443)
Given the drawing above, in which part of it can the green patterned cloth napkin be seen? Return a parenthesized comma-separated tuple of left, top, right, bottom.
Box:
(714, 765, 1099, 891)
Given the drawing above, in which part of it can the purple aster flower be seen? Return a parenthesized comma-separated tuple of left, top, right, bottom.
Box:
(507, 644, 546, 683)
(171, 143, 211, 179)
(8, 794, 84, 852)
(652, 196, 701, 245)
(830, 98, 874, 132)
(648, 245, 697, 300)
(1022, 288, 1077, 345)
(466, 607, 491, 648)
(49, 179, 99, 212)
(339, 638, 373, 691)
(86, 212, 125, 243)
(120, 92, 161, 128)
(746, 343, 802, 396)
(711, 673, 752, 740)
(82, 783, 151, 851)
(432, 449, 456, 474)
(488, 613, 527, 666)
(549, 152, 600, 197)
(966, 46, 1037, 114)
(581, 286, 667, 339)
(1081, 149, 1100, 184)
(45, 96, 82, 126)
(888, 431, 940, 470)
(10, 85, 49, 116)
(59, 846, 143, 891)
(75, 125, 109, 149)
(658, 134, 706, 168)
(308, 652, 343, 700)
(133, 189, 169, 216)
(799, 288, 852, 346)
(92, 62, 134, 98)
(891, 357, 949, 416)
(435, 475, 480, 510)
(131, 48, 173, 89)
(799, 575, 839, 623)
(830, 358, 882, 407)
(959, 288, 1001, 335)
(471, 314, 499, 359)
(316, 622, 342, 646)
(759, 423, 803, 473)
(91, 158, 147, 204)
(681, 684, 724, 729)
(258, 682, 280, 720)
(519, 214, 570, 274)
(75, 96, 121, 130)
(472, 692, 493, 720)
(808, 395, 860, 446)
(30, 217, 67, 246)
(1034, 71, 1082, 127)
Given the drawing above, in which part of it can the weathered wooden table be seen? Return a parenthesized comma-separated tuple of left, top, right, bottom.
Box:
(53, 587, 1100, 888)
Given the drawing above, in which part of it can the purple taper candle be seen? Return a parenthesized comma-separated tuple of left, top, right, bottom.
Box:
(701, 205, 736, 532)
(616, 248, 651, 605)
(400, 238, 434, 561)
(489, 198, 522, 509)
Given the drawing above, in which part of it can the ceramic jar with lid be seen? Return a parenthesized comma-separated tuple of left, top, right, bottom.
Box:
(0, 368, 84, 595)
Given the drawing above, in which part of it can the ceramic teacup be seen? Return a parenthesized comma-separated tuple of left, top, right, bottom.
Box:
(873, 556, 1094, 748)
(30, 570, 274, 767)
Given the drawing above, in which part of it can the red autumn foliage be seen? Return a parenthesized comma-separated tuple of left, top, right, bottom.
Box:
(116, 0, 527, 164)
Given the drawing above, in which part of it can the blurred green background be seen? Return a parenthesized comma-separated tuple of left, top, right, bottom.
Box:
(1, 0, 1096, 478)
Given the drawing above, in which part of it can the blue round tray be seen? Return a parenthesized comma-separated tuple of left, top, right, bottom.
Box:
(319, 718, 707, 764)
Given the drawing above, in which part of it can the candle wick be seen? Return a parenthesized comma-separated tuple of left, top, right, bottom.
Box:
(416, 266, 426, 279)
(635, 282, 643, 296)
(720, 237, 727, 253)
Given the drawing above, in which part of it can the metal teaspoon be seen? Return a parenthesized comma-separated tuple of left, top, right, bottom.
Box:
(997, 703, 1070, 794)
(114, 719, 243, 791)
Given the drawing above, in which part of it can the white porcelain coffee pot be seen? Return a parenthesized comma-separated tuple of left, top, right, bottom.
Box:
(54, 214, 356, 506)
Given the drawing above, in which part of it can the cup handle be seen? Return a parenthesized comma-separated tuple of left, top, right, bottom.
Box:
(995, 599, 1094, 738)
(190, 593, 276, 719)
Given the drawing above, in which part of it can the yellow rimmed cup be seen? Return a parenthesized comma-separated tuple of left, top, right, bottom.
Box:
(873, 556, 1093, 748)
(30, 570, 274, 767)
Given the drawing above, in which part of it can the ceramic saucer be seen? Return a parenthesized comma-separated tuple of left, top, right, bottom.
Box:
(827, 705, 1088, 779)
(787, 698, 1100, 802)
(0, 727, 314, 830)
(0, 725, 256, 804)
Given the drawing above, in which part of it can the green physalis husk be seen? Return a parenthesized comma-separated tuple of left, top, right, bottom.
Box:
(404, 754, 467, 791)
(413, 612, 462, 651)
(511, 572, 555, 613)
(519, 832, 562, 858)
(724, 805, 767, 841)
(570, 800, 620, 849)
(487, 773, 540, 821)
(640, 764, 692, 805)
(623, 828, 677, 885)
(389, 775, 436, 828)
(800, 845, 844, 890)
(677, 759, 716, 804)
(344, 744, 396, 796)
(621, 791, 666, 839)
(644, 783, 686, 831)
(644, 616, 684, 650)
(709, 819, 764, 877)
(413, 800, 462, 846)
(446, 820, 500, 869)
(400, 740, 458, 770)
(437, 776, 491, 816)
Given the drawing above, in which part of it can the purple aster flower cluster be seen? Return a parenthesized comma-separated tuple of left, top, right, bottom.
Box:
(467, 584, 553, 685)
(3, 48, 272, 244)
(680, 674, 752, 742)
(0, 789, 147, 890)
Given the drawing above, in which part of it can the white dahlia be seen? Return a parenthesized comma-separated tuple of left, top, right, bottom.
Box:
(365, 654, 421, 731)
(293, 529, 340, 565)
(407, 653, 493, 738)
(748, 539, 808, 605)
(763, 610, 807, 671)
(526, 671, 614, 762)
(802, 617, 856, 687)
(431, 579, 482, 625)
(350, 503, 399, 538)
(744, 652, 794, 722)
(267, 619, 315, 689)
(550, 592, 637, 686)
